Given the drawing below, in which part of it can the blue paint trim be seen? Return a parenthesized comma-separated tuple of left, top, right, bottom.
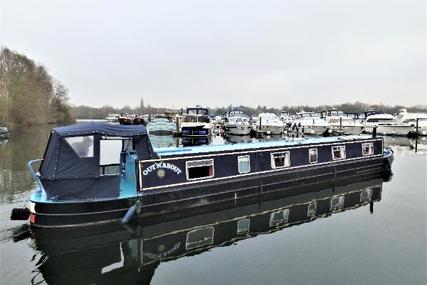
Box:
(155, 135, 371, 157)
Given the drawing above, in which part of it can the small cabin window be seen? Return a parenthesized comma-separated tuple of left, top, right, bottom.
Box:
(309, 148, 318, 163)
(331, 146, 346, 160)
(65, 136, 94, 158)
(330, 195, 345, 211)
(237, 219, 250, 234)
(269, 209, 290, 227)
(360, 187, 373, 202)
(186, 159, 214, 180)
(362, 142, 374, 156)
(186, 227, 214, 250)
(271, 151, 290, 169)
(307, 201, 317, 217)
(237, 155, 251, 174)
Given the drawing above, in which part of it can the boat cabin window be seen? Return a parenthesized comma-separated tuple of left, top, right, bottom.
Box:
(237, 219, 250, 234)
(186, 159, 214, 180)
(269, 209, 290, 227)
(237, 155, 251, 174)
(307, 201, 317, 217)
(99, 139, 122, 175)
(330, 195, 345, 211)
(309, 148, 318, 163)
(271, 151, 290, 169)
(362, 142, 374, 156)
(331, 146, 346, 160)
(186, 227, 214, 250)
(65, 136, 94, 158)
(360, 187, 373, 202)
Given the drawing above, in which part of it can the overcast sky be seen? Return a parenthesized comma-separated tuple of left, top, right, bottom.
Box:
(1, 0, 425, 108)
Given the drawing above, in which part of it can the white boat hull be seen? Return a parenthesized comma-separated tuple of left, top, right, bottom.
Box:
(330, 125, 364, 135)
(364, 125, 414, 136)
(224, 123, 252, 135)
(253, 125, 284, 135)
(291, 125, 329, 135)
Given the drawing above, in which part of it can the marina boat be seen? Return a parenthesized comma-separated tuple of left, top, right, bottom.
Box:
(279, 111, 294, 127)
(180, 107, 212, 137)
(291, 112, 330, 135)
(15, 122, 393, 227)
(148, 134, 178, 148)
(105, 113, 120, 123)
(223, 110, 252, 136)
(252, 113, 285, 135)
(146, 118, 176, 135)
(0, 126, 9, 139)
(25, 176, 386, 284)
(321, 109, 364, 135)
(225, 134, 252, 144)
(362, 113, 414, 136)
(395, 109, 427, 136)
(118, 113, 148, 126)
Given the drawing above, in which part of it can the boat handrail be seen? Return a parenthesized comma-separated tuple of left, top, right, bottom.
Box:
(27, 159, 45, 194)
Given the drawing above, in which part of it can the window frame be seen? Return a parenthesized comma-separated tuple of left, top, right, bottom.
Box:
(237, 155, 251, 174)
(270, 151, 291, 169)
(186, 226, 215, 250)
(362, 142, 374, 156)
(185, 159, 215, 181)
(308, 148, 318, 164)
(64, 135, 95, 158)
(237, 218, 251, 234)
(331, 145, 346, 160)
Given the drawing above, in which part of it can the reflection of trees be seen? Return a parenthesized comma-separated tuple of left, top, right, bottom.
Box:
(0, 125, 52, 202)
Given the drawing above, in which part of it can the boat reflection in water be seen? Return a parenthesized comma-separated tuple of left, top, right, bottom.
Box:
(26, 176, 387, 285)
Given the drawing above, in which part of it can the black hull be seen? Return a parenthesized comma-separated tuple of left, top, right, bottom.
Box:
(30, 157, 391, 227)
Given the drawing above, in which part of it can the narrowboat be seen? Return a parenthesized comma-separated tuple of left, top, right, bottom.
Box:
(20, 122, 393, 227)
(25, 176, 386, 284)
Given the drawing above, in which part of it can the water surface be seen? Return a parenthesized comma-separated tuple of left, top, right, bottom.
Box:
(0, 126, 426, 285)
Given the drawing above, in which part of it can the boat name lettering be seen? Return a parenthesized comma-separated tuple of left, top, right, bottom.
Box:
(143, 162, 182, 176)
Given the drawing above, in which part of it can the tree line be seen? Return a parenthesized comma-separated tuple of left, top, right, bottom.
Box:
(0, 47, 74, 126)
(72, 101, 426, 119)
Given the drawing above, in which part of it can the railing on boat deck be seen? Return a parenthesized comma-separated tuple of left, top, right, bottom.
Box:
(27, 159, 46, 196)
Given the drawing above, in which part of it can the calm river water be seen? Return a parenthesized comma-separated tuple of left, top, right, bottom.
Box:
(0, 125, 426, 285)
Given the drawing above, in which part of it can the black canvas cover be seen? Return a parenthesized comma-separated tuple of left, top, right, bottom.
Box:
(38, 122, 155, 200)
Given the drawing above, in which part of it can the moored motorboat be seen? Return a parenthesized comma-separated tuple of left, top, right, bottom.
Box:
(105, 113, 119, 123)
(291, 112, 330, 135)
(146, 117, 176, 135)
(252, 113, 285, 135)
(362, 113, 414, 136)
(321, 109, 364, 135)
(223, 110, 252, 136)
(17, 122, 393, 227)
(395, 108, 427, 136)
(179, 107, 212, 137)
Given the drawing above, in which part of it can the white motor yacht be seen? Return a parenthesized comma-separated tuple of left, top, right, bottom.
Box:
(279, 111, 294, 128)
(252, 113, 285, 135)
(363, 113, 414, 136)
(291, 112, 330, 135)
(321, 110, 363, 135)
(180, 107, 212, 137)
(224, 110, 252, 136)
(395, 109, 427, 136)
